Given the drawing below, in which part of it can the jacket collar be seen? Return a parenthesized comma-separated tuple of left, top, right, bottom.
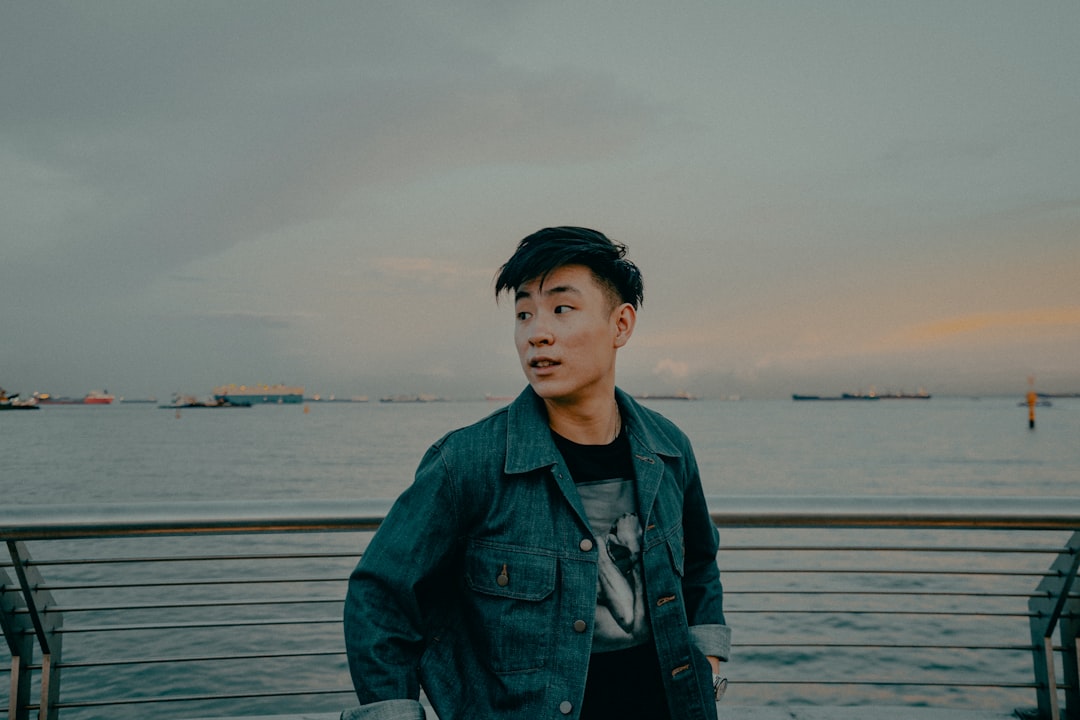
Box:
(503, 386, 683, 476)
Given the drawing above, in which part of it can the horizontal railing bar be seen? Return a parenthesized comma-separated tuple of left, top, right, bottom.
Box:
(710, 495, 1080, 529)
(50, 590, 1044, 609)
(17, 552, 359, 566)
(37, 577, 343, 590)
(734, 680, 1043, 688)
(47, 644, 1032, 670)
(56, 649, 343, 669)
(742, 642, 1036, 650)
(5, 495, 1080, 541)
(19, 650, 345, 674)
(0, 500, 393, 540)
(724, 545, 1068, 553)
(45, 597, 342, 613)
(55, 617, 339, 633)
(54, 687, 356, 709)
(27, 574, 1062, 595)
(36, 570, 1054, 594)
(54, 679, 1045, 710)
(11, 609, 1028, 638)
(729, 590, 1040, 597)
(721, 569, 1050, 576)
(14, 609, 1034, 636)
(14, 546, 1065, 567)
(725, 609, 1034, 616)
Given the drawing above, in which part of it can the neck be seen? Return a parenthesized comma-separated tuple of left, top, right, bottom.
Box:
(545, 394, 621, 445)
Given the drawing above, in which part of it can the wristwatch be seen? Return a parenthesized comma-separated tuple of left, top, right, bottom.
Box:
(712, 673, 728, 701)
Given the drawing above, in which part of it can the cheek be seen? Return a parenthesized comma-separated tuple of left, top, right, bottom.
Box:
(514, 330, 530, 358)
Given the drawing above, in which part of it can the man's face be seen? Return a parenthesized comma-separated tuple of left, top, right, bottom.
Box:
(513, 264, 632, 405)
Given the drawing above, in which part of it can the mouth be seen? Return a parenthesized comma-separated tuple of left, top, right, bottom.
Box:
(529, 358, 560, 369)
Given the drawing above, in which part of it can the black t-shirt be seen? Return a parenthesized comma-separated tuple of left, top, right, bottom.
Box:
(552, 430, 670, 719)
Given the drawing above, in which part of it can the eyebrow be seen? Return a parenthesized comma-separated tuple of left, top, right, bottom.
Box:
(515, 284, 582, 302)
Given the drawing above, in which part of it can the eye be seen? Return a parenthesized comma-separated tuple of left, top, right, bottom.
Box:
(554, 305, 573, 314)
(516, 311, 532, 321)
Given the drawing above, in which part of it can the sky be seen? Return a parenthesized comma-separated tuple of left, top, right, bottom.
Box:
(2, 2, 1078, 401)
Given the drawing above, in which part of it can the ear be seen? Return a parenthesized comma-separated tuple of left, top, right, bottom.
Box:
(612, 303, 636, 349)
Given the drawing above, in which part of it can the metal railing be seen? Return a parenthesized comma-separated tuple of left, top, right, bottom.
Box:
(3, 496, 1080, 720)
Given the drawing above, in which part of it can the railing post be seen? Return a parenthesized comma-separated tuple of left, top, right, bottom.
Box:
(1028, 532, 1080, 720)
(6, 542, 63, 720)
(1062, 609, 1080, 717)
(1, 566, 36, 720)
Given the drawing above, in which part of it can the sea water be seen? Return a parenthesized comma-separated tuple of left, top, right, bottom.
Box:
(5, 396, 1076, 503)
(2, 396, 1078, 717)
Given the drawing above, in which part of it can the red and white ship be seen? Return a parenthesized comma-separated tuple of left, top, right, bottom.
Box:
(34, 390, 115, 405)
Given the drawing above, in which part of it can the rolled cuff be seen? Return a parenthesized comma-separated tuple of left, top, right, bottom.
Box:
(341, 699, 426, 720)
(690, 623, 731, 662)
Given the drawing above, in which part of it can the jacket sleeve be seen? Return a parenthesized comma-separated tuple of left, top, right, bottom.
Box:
(343, 443, 463, 705)
(678, 444, 732, 662)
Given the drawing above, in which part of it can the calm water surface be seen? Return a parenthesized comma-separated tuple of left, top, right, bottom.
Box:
(2, 396, 1077, 717)
(5, 396, 1076, 503)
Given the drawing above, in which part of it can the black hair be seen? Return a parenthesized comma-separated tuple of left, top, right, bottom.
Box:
(494, 227, 644, 309)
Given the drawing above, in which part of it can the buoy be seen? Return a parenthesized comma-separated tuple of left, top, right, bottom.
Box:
(1027, 376, 1036, 430)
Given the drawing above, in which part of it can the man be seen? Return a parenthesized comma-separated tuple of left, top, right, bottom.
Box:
(343, 227, 729, 720)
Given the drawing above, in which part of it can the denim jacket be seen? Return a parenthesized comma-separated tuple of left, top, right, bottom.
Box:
(342, 387, 730, 720)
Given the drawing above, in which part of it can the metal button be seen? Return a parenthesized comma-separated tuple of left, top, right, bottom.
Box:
(573, 619, 587, 633)
(559, 701, 573, 714)
(579, 538, 594, 552)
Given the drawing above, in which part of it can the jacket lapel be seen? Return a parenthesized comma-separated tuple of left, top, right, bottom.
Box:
(504, 387, 593, 531)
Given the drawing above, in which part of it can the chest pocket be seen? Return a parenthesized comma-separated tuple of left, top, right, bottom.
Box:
(664, 525, 685, 577)
(465, 541, 557, 673)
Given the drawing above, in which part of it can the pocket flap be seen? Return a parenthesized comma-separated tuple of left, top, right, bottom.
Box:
(665, 529, 685, 576)
(465, 542, 556, 601)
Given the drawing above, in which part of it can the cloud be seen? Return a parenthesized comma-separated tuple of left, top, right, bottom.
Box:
(878, 307, 1080, 350)
(373, 256, 492, 294)
(197, 310, 316, 329)
(652, 358, 690, 381)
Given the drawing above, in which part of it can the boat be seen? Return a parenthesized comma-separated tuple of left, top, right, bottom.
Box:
(303, 394, 370, 403)
(379, 394, 444, 403)
(159, 393, 252, 409)
(0, 388, 39, 411)
(634, 391, 698, 401)
(795, 387, 930, 401)
(878, 389, 932, 400)
(213, 384, 303, 405)
(83, 390, 115, 404)
(792, 393, 880, 401)
(33, 390, 115, 405)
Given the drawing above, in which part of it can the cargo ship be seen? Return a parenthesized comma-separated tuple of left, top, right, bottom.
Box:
(213, 384, 304, 405)
(793, 390, 931, 401)
(792, 394, 875, 401)
(34, 390, 115, 405)
(633, 391, 698, 401)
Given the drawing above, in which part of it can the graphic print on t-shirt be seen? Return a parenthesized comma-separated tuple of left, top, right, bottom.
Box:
(577, 477, 652, 652)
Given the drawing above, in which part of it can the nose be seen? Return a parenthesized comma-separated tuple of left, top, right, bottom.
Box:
(527, 316, 554, 347)
(529, 329, 553, 346)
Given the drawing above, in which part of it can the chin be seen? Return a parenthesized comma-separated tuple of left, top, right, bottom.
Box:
(527, 379, 570, 401)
